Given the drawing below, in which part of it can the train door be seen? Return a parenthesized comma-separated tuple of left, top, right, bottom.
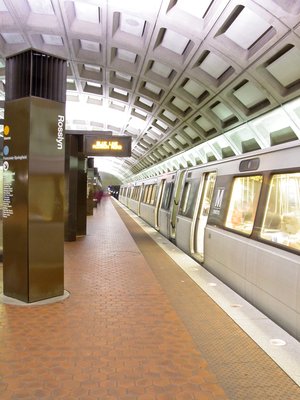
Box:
(137, 184, 143, 216)
(158, 175, 175, 238)
(170, 170, 185, 239)
(175, 172, 202, 254)
(155, 179, 166, 230)
(193, 172, 216, 262)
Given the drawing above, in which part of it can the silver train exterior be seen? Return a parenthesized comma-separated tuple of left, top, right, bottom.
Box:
(119, 141, 300, 340)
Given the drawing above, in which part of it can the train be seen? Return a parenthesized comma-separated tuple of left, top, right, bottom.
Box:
(119, 141, 300, 341)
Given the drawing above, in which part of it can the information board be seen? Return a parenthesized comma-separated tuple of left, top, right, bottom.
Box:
(84, 135, 131, 157)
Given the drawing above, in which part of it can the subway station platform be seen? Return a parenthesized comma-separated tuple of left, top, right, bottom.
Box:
(0, 196, 300, 400)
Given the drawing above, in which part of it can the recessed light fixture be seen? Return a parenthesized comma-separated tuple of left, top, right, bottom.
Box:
(270, 339, 286, 346)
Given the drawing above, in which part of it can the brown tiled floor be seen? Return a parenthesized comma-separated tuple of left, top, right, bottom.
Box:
(0, 197, 228, 400)
(113, 201, 300, 400)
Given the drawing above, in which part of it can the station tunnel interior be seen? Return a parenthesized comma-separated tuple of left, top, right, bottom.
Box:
(0, 0, 300, 184)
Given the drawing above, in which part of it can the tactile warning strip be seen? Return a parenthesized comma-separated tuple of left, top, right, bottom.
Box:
(113, 200, 300, 400)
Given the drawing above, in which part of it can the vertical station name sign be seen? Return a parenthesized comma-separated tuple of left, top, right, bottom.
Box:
(84, 135, 131, 157)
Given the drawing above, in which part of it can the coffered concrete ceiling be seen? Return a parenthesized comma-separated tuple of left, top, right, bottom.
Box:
(1, 0, 300, 180)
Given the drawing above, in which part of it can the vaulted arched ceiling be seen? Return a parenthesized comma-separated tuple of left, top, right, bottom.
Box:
(1, 0, 300, 181)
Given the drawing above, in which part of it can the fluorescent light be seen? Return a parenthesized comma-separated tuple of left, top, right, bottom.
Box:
(86, 81, 101, 88)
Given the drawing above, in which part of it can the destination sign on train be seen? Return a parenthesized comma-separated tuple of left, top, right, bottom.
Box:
(84, 135, 131, 157)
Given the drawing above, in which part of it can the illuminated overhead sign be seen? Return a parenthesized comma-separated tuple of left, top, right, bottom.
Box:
(84, 135, 131, 157)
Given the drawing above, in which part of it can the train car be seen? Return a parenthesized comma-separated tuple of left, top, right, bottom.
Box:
(157, 170, 185, 239)
(204, 141, 300, 340)
(127, 181, 143, 216)
(118, 183, 132, 208)
(120, 140, 300, 340)
(138, 176, 160, 229)
(175, 167, 216, 260)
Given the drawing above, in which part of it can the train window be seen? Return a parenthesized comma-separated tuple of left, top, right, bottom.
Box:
(132, 187, 136, 200)
(150, 185, 157, 205)
(161, 182, 174, 210)
(198, 172, 217, 218)
(143, 185, 149, 203)
(179, 182, 190, 215)
(146, 185, 153, 204)
(261, 172, 300, 251)
(185, 180, 201, 218)
(225, 175, 263, 235)
(179, 180, 199, 218)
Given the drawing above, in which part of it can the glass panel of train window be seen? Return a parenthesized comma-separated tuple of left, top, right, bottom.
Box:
(146, 185, 153, 204)
(161, 182, 174, 210)
(179, 182, 191, 215)
(184, 180, 201, 218)
(198, 172, 217, 218)
(150, 185, 157, 205)
(143, 186, 148, 203)
(194, 172, 217, 258)
(261, 172, 300, 250)
(143, 186, 149, 203)
(225, 175, 263, 234)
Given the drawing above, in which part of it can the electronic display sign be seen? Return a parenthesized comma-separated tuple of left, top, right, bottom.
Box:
(84, 135, 132, 157)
